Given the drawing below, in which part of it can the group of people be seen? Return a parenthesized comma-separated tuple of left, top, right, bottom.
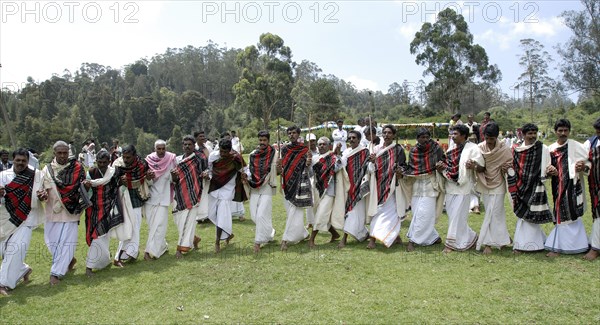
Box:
(1, 117, 599, 297)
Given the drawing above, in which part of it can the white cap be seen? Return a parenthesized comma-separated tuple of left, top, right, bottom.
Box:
(306, 133, 317, 141)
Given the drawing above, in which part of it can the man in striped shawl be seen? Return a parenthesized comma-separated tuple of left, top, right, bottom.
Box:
(83, 150, 122, 276)
(507, 123, 553, 253)
(0, 149, 43, 296)
(474, 123, 512, 255)
(171, 135, 206, 258)
(584, 118, 600, 261)
(207, 138, 247, 253)
(545, 119, 591, 257)
(242, 131, 278, 253)
(337, 130, 370, 248)
(308, 137, 343, 248)
(436, 124, 483, 253)
(112, 145, 154, 266)
(366, 125, 408, 249)
(402, 128, 445, 252)
(194, 131, 212, 223)
(278, 125, 312, 251)
(41, 141, 90, 285)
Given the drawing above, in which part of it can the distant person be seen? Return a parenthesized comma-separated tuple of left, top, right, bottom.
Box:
(0, 149, 12, 171)
(332, 119, 348, 152)
(584, 118, 600, 261)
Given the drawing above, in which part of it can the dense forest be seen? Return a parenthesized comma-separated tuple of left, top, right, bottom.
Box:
(1, 1, 599, 160)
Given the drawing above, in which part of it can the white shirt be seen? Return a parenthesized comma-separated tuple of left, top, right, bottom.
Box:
(332, 128, 348, 151)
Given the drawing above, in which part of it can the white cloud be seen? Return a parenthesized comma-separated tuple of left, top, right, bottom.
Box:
(475, 16, 566, 51)
(396, 22, 422, 40)
(345, 75, 379, 91)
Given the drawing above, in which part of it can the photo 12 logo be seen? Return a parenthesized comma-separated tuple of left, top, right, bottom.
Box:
(401, 1, 540, 23)
(201, 1, 340, 23)
(1, 1, 140, 23)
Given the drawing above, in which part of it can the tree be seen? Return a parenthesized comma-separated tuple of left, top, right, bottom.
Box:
(233, 33, 294, 129)
(409, 8, 501, 113)
(517, 38, 555, 120)
(557, 0, 600, 97)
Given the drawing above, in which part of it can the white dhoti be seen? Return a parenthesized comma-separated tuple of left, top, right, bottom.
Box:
(230, 201, 245, 218)
(369, 196, 401, 248)
(545, 219, 589, 254)
(0, 225, 33, 289)
(343, 199, 368, 242)
(249, 192, 275, 244)
(513, 219, 547, 251)
(445, 194, 477, 251)
(144, 204, 169, 258)
(115, 207, 142, 261)
(306, 205, 315, 227)
(208, 197, 234, 240)
(407, 196, 439, 246)
(196, 182, 210, 221)
(591, 218, 600, 251)
(470, 193, 479, 210)
(45, 221, 79, 277)
(476, 193, 511, 250)
(283, 200, 309, 243)
(313, 195, 334, 232)
(174, 206, 199, 251)
(86, 234, 111, 270)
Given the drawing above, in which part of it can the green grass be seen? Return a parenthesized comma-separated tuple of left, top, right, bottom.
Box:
(1, 191, 599, 324)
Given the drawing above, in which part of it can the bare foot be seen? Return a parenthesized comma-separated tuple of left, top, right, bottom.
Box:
(307, 224, 313, 229)
(482, 246, 493, 255)
(442, 247, 453, 254)
(144, 252, 152, 261)
(49, 275, 61, 286)
(406, 242, 415, 252)
(280, 241, 288, 251)
(546, 251, 560, 257)
(86, 268, 94, 277)
(329, 229, 340, 242)
(0, 286, 9, 296)
(215, 243, 221, 254)
(513, 249, 523, 255)
(113, 260, 124, 268)
(394, 236, 402, 245)
(308, 240, 316, 249)
(193, 236, 201, 249)
(175, 251, 184, 259)
(583, 250, 599, 261)
(239, 216, 246, 222)
(253, 244, 260, 254)
(434, 237, 442, 244)
(22, 267, 33, 283)
(337, 240, 346, 249)
(366, 238, 376, 249)
(472, 207, 480, 214)
(67, 258, 77, 272)
(226, 234, 235, 244)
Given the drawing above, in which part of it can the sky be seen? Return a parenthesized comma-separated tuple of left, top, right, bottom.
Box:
(0, 1, 584, 101)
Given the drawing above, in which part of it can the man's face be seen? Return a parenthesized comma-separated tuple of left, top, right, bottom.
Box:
(524, 131, 537, 145)
(155, 144, 166, 158)
(595, 127, 600, 137)
(317, 141, 329, 154)
(287, 130, 299, 143)
(468, 115, 474, 123)
(0, 153, 8, 163)
(96, 157, 110, 171)
(382, 128, 395, 144)
(484, 135, 498, 148)
(122, 152, 135, 166)
(12, 154, 29, 173)
(337, 121, 343, 129)
(484, 114, 490, 122)
(309, 139, 317, 151)
(556, 126, 570, 143)
(452, 130, 466, 145)
(348, 133, 360, 149)
(219, 148, 232, 159)
(54, 146, 69, 165)
(258, 136, 269, 149)
(196, 133, 206, 145)
(417, 134, 430, 146)
(183, 140, 195, 156)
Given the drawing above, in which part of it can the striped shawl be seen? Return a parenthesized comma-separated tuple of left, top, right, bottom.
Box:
(248, 145, 275, 189)
(550, 143, 584, 223)
(281, 142, 312, 207)
(85, 167, 123, 246)
(3, 168, 35, 228)
(374, 143, 406, 205)
(49, 159, 89, 215)
(312, 151, 337, 197)
(404, 139, 444, 176)
(173, 151, 207, 211)
(590, 137, 600, 220)
(345, 147, 370, 213)
(209, 152, 247, 202)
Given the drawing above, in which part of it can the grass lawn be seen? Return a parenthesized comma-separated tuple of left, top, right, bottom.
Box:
(1, 187, 598, 324)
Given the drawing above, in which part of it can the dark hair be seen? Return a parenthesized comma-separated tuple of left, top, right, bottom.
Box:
(454, 113, 461, 119)
(365, 126, 377, 138)
(12, 148, 29, 160)
(96, 150, 110, 161)
(183, 135, 196, 143)
(220, 132, 231, 139)
(453, 124, 469, 137)
(193, 131, 205, 138)
(415, 127, 431, 138)
(0, 149, 8, 155)
(258, 130, 270, 140)
(483, 122, 500, 137)
(219, 138, 232, 151)
(484, 112, 491, 117)
(231, 130, 237, 134)
(122, 145, 137, 155)
(286, 125, 301, 134)
(357, 118, 364, 124)
(593, 117, 600, 130)
(554, 119, 571, 131)
(382, 124, 397, 135)
(522, 123, 538, 134)
(348, 130, 362, 140)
